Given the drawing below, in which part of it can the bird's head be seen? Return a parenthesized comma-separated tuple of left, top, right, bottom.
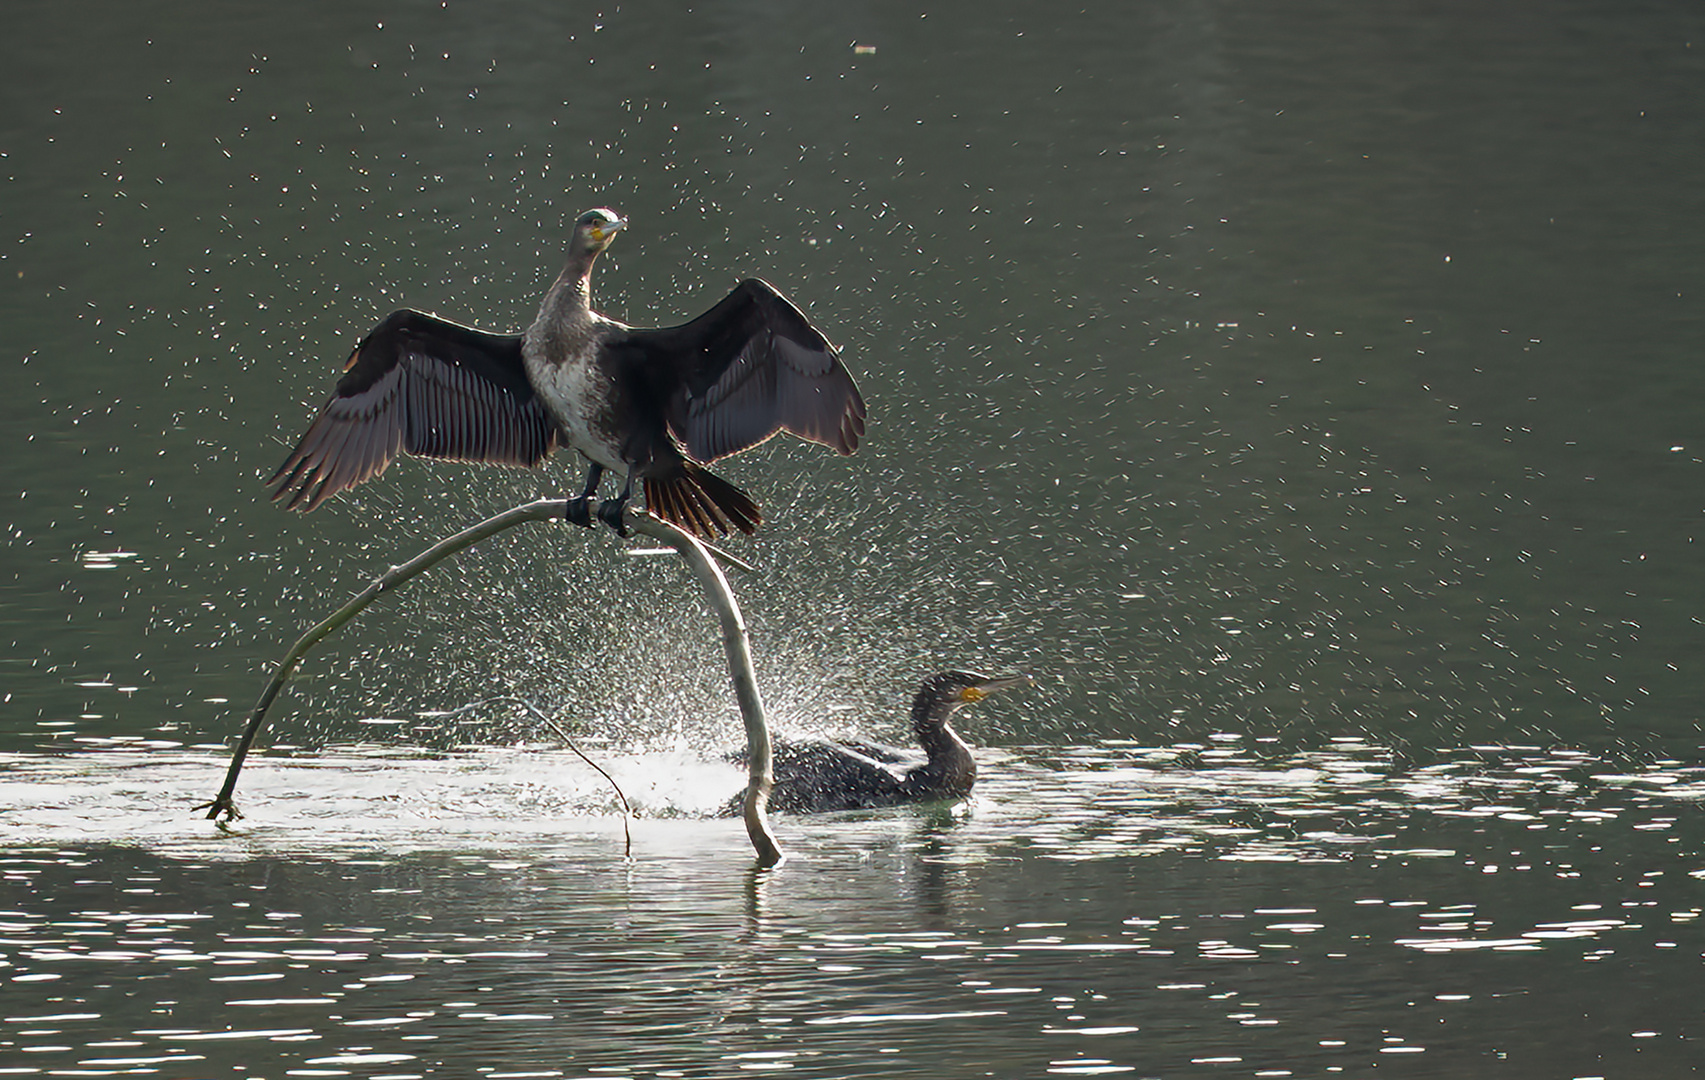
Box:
(915, 670, 1030, 725)
(572, 207, 627, 255)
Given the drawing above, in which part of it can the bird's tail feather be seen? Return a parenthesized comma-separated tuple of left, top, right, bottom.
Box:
(644, 463, 761, 539)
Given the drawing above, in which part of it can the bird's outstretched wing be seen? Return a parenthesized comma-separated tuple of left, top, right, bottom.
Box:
(268, 309, 558, 510)
(611, 278, 867, 463)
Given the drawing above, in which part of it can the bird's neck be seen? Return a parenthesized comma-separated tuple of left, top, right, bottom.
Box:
(910, 701, 976, 796)
(540, 264, 594, 321)
(529, 262, 600, 358)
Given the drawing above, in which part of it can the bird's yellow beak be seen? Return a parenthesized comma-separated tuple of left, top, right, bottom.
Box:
(589, 216, 628, 245)
(958, 673, 1030, 703)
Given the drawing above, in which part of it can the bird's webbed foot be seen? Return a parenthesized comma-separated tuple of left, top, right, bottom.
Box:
(594, 468, 637, 537)
(563, 463, 605, 529)
(564, 495, 597, 529)
(596, 494, 631, 537)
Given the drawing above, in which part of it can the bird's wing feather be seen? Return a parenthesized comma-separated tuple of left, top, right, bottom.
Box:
(832, 738, 922, 766)
(268, 309, 557, 510)
(613, 279, 866, 463)
(771, 739, 906, 782)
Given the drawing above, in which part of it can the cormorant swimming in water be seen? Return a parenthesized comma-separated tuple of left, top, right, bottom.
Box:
(267, 208, 866, 539)
(731, 670, 1028, 815)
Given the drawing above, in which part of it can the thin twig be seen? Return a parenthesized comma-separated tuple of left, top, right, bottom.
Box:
(627, 541, 757, 575)
(427, 695, 635, 858)
(507, 697, 634, 859)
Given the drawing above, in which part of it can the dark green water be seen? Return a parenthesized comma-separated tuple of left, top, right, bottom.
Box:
(3, 2, 1703, 1075)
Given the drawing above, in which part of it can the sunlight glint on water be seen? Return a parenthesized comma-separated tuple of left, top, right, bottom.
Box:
(1, 739, 1701, 1076)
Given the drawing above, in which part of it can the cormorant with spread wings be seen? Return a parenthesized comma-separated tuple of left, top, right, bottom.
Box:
(268, 208, 866, 539)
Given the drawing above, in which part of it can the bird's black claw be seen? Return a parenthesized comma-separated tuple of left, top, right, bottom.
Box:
(564, 496, 596, 528)
(597, 497, 630, 537)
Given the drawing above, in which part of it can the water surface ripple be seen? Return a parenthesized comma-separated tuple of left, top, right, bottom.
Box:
(1, 741, 1699, 1077)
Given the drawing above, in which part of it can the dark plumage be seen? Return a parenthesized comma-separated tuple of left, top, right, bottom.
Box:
(728, 671, 1028, 815)
(268, 208, 866, 538)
